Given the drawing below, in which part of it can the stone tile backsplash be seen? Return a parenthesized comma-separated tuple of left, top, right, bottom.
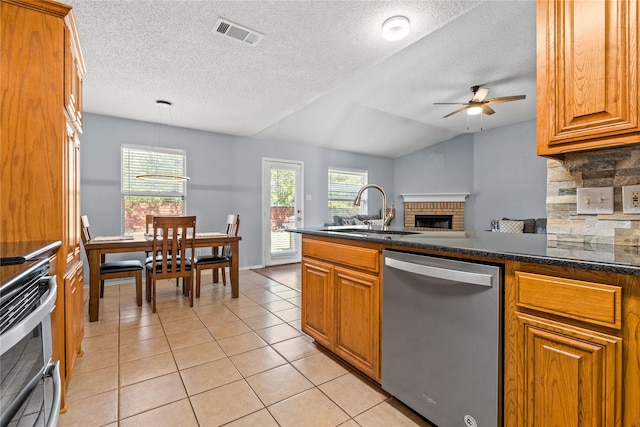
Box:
(547, 146, 640, 246)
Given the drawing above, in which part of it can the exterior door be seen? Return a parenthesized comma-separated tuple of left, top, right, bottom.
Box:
(263, 159, 303, 266)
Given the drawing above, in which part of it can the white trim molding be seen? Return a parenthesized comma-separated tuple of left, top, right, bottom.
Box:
(401, 193, 470, 203)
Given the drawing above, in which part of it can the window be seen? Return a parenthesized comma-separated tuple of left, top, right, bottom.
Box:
(121, 145, 187, 234)
(328, 168, 368, 221)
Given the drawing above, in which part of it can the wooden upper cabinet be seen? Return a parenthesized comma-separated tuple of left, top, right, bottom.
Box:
(537, 0, 640, 158)
(64, 10, 84, 131)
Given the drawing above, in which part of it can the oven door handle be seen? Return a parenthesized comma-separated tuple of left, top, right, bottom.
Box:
(46, 360, 61, 427)
(0, 276, 57, 355)
(0, 364, 46, 427)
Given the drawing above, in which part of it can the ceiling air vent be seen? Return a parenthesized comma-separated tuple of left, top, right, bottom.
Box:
(215, 18, 264, 47)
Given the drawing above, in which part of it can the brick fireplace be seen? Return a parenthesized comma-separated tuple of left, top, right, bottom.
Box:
(402, 193, 469, 231)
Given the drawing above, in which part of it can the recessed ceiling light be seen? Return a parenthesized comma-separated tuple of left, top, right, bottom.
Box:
(382, 16, 410, 41)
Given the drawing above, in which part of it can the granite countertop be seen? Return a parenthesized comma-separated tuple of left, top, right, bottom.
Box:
(292, 227, 640, 276)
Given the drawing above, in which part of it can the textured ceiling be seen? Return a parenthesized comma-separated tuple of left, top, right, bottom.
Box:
(66, 0, 536, 158)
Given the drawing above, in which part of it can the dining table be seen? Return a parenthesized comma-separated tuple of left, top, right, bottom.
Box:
(84, 232, 242, 322)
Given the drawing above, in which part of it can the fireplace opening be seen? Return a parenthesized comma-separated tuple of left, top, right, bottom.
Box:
(415, 215, 453, 229)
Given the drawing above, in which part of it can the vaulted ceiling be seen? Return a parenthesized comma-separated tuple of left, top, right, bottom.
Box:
(66, 0, 536, 158)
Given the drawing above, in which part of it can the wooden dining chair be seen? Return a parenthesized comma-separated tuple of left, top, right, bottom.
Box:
(193, 214, 239, 298)
(80, 215, 144, 305)
(145, 215, 197, 312)
(145, 214, 182, 287)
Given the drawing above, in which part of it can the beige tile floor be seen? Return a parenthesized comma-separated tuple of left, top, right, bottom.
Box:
(58, 269, 431, 427)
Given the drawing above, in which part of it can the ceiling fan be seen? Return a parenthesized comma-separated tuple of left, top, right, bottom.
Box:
(434, 85, 526, 118)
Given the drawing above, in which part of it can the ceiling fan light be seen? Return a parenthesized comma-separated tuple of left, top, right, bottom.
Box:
(382, 16, 409, 41)
(467, 106, 483, 115)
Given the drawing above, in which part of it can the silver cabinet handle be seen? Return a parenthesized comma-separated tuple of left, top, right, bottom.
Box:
(385, 257, 493, 287)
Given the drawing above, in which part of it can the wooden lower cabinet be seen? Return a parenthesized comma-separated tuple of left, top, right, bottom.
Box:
(504, 263, 640, 427)
(301, 237, 382, 382)
(515, 313, 621, 426)
(334, 267, 380, 379)
(64, 262, 84, 383)
(301, 258, 333, 349)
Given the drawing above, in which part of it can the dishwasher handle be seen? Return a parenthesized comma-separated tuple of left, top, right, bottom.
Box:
(385, 257, 493, 287)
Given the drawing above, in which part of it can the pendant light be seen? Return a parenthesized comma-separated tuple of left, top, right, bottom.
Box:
(136, 100, 190, 182)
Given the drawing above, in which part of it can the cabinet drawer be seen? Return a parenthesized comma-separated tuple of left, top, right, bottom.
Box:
(515, 272, 621, 329)
(303, 239, 379, 273)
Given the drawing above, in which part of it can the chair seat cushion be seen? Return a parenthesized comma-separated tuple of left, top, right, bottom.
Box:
(193, 255, 230, 265)
(100, 260, 143, 273)
(145, 259, 192, 273)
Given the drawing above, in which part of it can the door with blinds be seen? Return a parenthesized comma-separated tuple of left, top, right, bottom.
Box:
(262, 159, 303, 266)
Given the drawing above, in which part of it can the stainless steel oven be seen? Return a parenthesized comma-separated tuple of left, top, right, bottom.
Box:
(0, 259, 60, 427)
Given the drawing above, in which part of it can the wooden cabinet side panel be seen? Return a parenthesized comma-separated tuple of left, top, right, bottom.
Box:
(503, 261, 524, 426)
(0, 2, 65, 242)
(301, 258, 334, 348)
(621, 275, 640, 426)
(333, 267, 380, 381)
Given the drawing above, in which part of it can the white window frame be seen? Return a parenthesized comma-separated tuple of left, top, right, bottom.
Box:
(121, 144, 187, 234)
(328, 167, 368, 221)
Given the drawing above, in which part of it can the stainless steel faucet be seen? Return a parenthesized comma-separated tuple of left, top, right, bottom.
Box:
(353, 184, 394, 230)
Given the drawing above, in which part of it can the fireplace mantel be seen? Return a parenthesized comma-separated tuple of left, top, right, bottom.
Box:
(401, 193, 470, 203)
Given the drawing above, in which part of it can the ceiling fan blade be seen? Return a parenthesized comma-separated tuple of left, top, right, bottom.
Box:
(433, 102, 469, 105)
(481, 105, 495, 115)
(443, 105, 470, 118)
(484, 95, 526, 104)
(471, 87, 490, 102)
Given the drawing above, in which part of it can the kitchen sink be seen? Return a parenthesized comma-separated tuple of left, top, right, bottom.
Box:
(323, 228, 420, 236)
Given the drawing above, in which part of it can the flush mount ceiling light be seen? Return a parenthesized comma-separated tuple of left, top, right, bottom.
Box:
(382, 16, 410, 41)
(136, 100, 190, 182)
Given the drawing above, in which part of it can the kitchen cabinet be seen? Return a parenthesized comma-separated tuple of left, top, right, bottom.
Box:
(64, 10, 84, 131)
(0, 0, 85, 411)
(301, 258, 333, 348)
(503, 263, 639, 426)
(333, 266, 380, 378)
(301, 237, 382, 381)
(64, 261, 84, 382)
(536, 0, 640, 157)
(296, 229, 640, 425)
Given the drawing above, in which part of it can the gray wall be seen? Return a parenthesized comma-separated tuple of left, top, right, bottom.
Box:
(394, 133, 475, 224)
(471, 119, 546, 229)
(394, 119, 546, 230)
(80, 113, 394, 270)
(80, 114, 545, 278)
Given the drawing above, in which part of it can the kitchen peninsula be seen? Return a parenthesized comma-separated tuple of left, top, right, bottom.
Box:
(293, 227, 640, 426)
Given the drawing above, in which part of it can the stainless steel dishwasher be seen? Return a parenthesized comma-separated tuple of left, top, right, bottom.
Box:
(382, 250, 502, 427)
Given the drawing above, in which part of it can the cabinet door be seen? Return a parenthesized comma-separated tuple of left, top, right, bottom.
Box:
(64, 12, 84, 130)
(537, 0, 640, 157)
(65, 121, 81, 265)
(334, 267, 380, 380)
(301, 258, 334, 348)
(64, 262, 84, 381)
(516, 313, 620, 427)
